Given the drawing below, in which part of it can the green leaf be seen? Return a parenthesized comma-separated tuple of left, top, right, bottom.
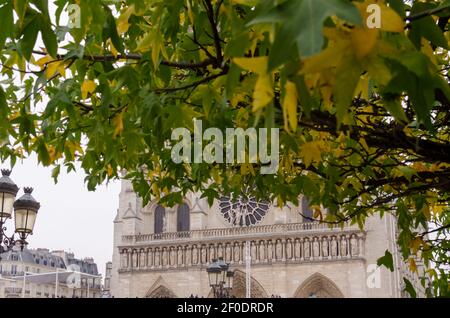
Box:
(0, 2, 14, 50)
(409, 3, 449, 50)
(20, 13, 39, 60)
(333, 57, 362, 123)
(295, 0, 361, 57)
(0, 87, 7, 115)
(383, 97, 408, 123)
(250, 0, 361, 58)
(14, 0, 29, 26)
(39, 16, 58, 58)
(103, 7, 124, 54)
(51, 165, 61, 183)
(30, 0, 49, 16)
(403, 278, 417, 298)
(377, 250, 394, 272)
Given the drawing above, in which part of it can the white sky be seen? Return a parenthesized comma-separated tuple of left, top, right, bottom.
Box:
(3, 156, 121, 278)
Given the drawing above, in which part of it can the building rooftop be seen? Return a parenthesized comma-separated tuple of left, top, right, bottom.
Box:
(0, 247, 99, 275)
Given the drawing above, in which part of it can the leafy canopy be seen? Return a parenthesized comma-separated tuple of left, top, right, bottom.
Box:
(1, 0, 450, 296)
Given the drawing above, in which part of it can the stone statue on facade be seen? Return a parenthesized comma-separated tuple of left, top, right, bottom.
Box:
(330, 237, 338, 257)
(350, 235, 358, 256)
(267, 241, 273, 261)
(140, 250, 146, 267)
(276, 240, 283, 260)
(177, 247, 183, 266)
(154, 249, 160, 267)
(162, 248, 167, 266)
(294, 239, 301, 259)
(132, 251, 138, 268)
(312, 238, 320, 258)
(225, 244, 232, 262)
(147, 249, 153, 267)
(259, 241, 266, 262)
(321, 237, 329, 258)
(251, 242, 257, 262)
(192, 245, 198, 265)
(234, 243, 240, 263)
(185, 246, 191, 266)
(201, 246, 207, 264)
(286, 239, 292, 259)
(340, 236, 348, 257)
(170, 248, 176, 266)
(304, 239, 310, 259)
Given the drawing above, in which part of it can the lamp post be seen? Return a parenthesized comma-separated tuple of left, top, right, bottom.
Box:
(0, 169, 40, 258)
(207, 257, 234, 298)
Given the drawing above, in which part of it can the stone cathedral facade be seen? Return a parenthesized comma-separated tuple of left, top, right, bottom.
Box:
(110, 178, 422, 298)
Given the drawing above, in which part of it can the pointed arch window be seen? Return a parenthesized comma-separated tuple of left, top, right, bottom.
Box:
(154, 205, 165, 234)
(177, 203, 190, 232)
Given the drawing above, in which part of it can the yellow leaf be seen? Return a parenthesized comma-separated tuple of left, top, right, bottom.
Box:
(410, 237, 423, 255)
(81, 80, 97, 100)
(233, 57, 268, 75)
(233, 57, 274, 111)
(107, 39, 119, 58)
(253, 74, 273, 111)
(379, 3, 404, 32)
(355, 74, 370, 100)
(359, 137, 370, 152)
(313, 206, 323, 220)
(240, 163, 255, 176)
(45, 60, 66, 79)
(48, 146, 62, 163)
(426, 268, 437, 279)
(186, 0, 195, 25)
(117, 5, 135, 34)
(355, 1, 404, 33)
(231, 0, 259, 5)
(136, 30, 167, 67)
(65, 141, 84, 156)
(283, 81, 298, 131)
(432, 204, 445, 216)
(113, 111, 124, 137)
(35, 55, 53, 69)
(299, 141, 323, 167)
(421, 38, 437, 65)
(107, 164, 114, 177)
(351, 27, 379, 59)
(300, 31, 350, 74)
(409, 258, 418, 274)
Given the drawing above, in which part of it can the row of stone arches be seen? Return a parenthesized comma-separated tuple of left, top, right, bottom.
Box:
(145, 272, 344, 298)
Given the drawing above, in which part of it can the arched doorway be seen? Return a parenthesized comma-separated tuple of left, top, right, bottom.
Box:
(146, 285, 177, 298)
(208, 270, 268, 298)
(293, 273, 345, 298)
(145, 276, 178, 298)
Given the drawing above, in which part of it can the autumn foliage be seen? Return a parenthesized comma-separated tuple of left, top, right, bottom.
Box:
(0, 0, 450, 296)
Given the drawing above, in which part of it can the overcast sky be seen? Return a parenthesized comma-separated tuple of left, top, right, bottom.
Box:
(2, 156, 121, 278)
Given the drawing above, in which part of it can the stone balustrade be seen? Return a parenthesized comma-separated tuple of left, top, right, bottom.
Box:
(118, 222, 366, 272)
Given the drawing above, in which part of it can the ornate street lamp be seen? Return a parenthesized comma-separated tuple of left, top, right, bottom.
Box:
(225, 270, 235, 295)
(207, 259, 222, 292)
(14, 187, 40, 243)
(0, 169, 19, 224)
(216, 257, 228, 284)
(207, 257, 233, 298)
(0, 169, 40, 257)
